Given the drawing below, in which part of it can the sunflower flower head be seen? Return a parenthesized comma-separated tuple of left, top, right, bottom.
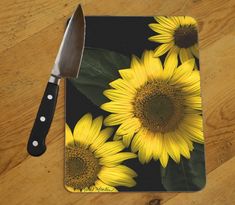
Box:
(65, 113, 137, 192)
(101, 50, 203, 168)
(148, 16, 199, 67)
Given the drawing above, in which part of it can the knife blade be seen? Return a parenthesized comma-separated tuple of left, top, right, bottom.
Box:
(27, 5, 85, 156)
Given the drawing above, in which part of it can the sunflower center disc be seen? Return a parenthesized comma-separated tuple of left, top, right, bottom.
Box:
(134, 81, 183, 133)
(144, 95, 174, 124)
(65, 146, 100, 190)
(174, 25, 198, 48)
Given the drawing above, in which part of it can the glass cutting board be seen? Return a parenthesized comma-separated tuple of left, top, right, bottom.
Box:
(65, 16, 205, 192)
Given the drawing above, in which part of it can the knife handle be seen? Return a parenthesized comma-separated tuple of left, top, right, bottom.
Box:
(27, 81, 59, 156)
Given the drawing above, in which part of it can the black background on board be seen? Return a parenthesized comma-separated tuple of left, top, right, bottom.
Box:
(66, 17, 166, 191)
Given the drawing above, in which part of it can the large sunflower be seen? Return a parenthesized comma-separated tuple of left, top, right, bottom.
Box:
(65, 113, 137, 192)
(101, 50, 203, 168)
(148, 16, 199, 67)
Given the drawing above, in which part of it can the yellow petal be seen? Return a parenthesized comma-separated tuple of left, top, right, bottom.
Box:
(178, 58, 195, 71)
(170, 58, 195, 85)
(109, 78, 136, 94)
(186, 48, 193, 60)
(142, 50, 164, 80)
(191, 44, 199, 58)
(178, 16, 186, 26)
(81, 186, 98, 192)
(176, 129, 194, 151)
(73, 113, 92, 147)
(131, 55, 147, 87)
(131, 54, 142, 70)
(186, 70, 200, 85)
(131, 129, 146, 153)
(94, 141, 125, 158)
(148, 23, 173, 34)
(99, 152, 137, 167)
(153, 42, 174, 57)
(113, 133, 123, 141)
(181, 81, 200, 96)
(138, 132, 153, 164)
(103, 89, 134, 102)
(160, 143, 169, 168)
(184, 16, 197, 26)
(184, 107, 202, 115)
(86, 116, 103, 146)
(65, 185, 80, 192)
(90, 128, 114, 151)
(152, 132, 163, 160)
(178, 123, 204, 144)
(122, 132, 135, 147)
(145, 131, 154, 163)
(138, 144, 147, 164)
(164, 133, 181, 163)
(183, 114, 203, 130)
(95, 180, 118, 192)
(101, 101, 133, 113)
(65, 124, 74, 147)
(184, 96, 202, 110)
(116, 117, 141, 135)
(101, 165, 137, 177)
(149, 34, 174, 43)
(163, 46, 179, 81)
(177, 70, 200, 88)
(154, 16, 178, 30)
(179, 16, 188, 26)
(98, 166, 137, 187)
(104, 113, 133, 126)
(169, 16, 181, 26)
(174, 132, 191, 159)
(118, 69, 133, 80)
(179, 48, 193, 63)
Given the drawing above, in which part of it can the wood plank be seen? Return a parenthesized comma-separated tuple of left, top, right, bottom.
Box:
(1, 0, 234, 53)
(0, 20, 65, 175)
(162, 156, 235, 205)
(200, 34, 235, 172)
(0, 0, 79, 53)
(0, 0, 180, 53)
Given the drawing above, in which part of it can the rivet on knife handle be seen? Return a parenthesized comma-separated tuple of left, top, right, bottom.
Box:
(27, 76, 60, 156)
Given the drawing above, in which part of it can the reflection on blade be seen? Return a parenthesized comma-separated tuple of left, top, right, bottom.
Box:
(51, 5, 85, 78)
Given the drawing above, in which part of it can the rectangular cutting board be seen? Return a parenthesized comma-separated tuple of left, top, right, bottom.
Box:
(65, 16, 205, 192)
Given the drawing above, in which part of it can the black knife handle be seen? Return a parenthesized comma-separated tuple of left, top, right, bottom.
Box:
(27, 82, 59, 156)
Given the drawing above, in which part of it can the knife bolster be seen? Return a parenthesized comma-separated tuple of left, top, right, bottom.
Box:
(49, 75, 61, 85)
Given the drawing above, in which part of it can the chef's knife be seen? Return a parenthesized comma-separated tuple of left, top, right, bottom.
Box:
(27, 5, 85, 156)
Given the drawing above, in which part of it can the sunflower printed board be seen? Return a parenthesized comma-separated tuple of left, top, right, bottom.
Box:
(65, 16, 206, 192)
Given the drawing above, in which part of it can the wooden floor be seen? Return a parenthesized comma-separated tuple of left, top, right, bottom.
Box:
(0, 0, 235, 204)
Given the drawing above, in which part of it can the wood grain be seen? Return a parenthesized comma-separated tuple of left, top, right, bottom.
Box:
(0, 0, 235, 204)
(162, 156, 235, 205)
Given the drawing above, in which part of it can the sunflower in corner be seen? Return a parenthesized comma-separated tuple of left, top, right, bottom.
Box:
(101, 50, 203, 168)
(148, 16, 199, 67)
(65, 113, 137, 192)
